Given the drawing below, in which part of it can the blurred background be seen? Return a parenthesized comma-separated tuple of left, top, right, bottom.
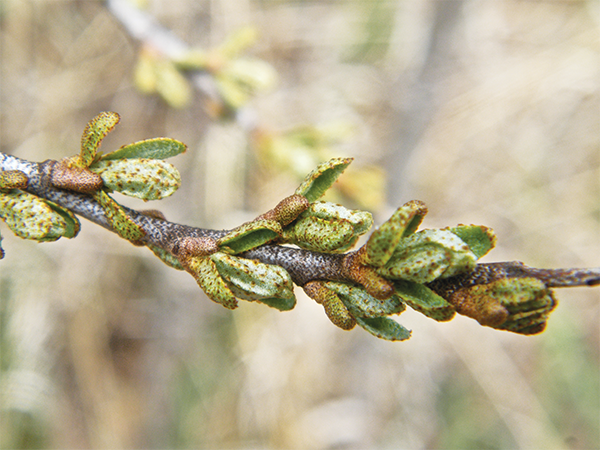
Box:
(1, 0, 598, 448)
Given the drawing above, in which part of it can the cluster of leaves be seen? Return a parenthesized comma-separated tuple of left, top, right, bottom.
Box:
(0, 113, 561, 341)
(1, 112, 185, 245)
(134, 26, 277, 113)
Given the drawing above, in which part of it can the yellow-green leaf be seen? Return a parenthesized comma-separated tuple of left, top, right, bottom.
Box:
(294, 157, 353, 203)
(91, 158, 181, 201)
(80, 111, 120, 167)
(92, 191, 145, 241)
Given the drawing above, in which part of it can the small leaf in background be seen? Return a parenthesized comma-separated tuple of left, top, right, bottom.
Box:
(324, 281, 405, 318)
(217, 219, 282, 254)
(0, 170, 28, 190)
(100, 138, 186, 161)
(185, 255, 238, 309)
(393, 280, 455, 321)
(294, 157, 353, 202)
(154, 58, 193, 109)
(356, 316, 411, 341)
(365, 200, 427, 267)
(216, 26, 259, 59)
(173, 49, 210, 71)
(134, 47, 159, 94)
(91, 158, 181, 201)
(211, 252, 296, 311)
(80, 111, 120, 167)
(216, 58, 278, 107)
(448, 225, 496, 259)
(92, 191, 145, 242)
(0, 190, 76, 242)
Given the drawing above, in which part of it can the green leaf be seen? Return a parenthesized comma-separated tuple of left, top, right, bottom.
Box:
(91, 159, 181, 201)
(294, 157, 353, 203)
(325, 281, 405, 318)
(45, 201, 80, 239)
(186, 256, 238, 309)
(306, 201, 373, 236)
(378, 229, 477, 283)
(0, 190, 77, 242)
(393, 280, 455, 321)
(365, 200, 427, 267)
(80, 111, 120, 167)
(93, 191, 145, 242)
(283, 215, 356, 253)
(217, 219, 282, 254)
(356, 317, 412, 341)
(448, 225, 496, 259)
(147, 243, 185, 270)
(211, 252, 296, 310)
(100, 138, 187, 161)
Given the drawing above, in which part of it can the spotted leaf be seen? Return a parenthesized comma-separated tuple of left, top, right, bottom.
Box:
(324, 281, 405, 318)
(91, 158, 181, 201)
(355, 317, 412, 341)
(211, 252, 296, 311)
(80, 111, 120, 167)
(217, 219, 282, 254)
(365, 200, 427, 267)
(294, 157, 353, 203)
(378, 229, 477, 284)
(393, 280, 455, 321)
(0, 190, 79, 242)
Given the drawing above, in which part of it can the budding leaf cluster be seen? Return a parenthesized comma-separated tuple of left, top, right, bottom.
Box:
(2, 112, 595, 342)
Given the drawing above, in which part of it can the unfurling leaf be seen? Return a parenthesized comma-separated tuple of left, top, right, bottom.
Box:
(217, 219, 282, 254)
(365, 200, 427, 267)
(91, 158, 181, 201)
(80, 111, 120, 167)
(100, 138, 187, 161)
(211, 252, 296, 311)
(294, 157, 353, 203)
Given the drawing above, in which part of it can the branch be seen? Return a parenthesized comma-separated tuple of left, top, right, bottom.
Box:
(2, 112, 599, 341)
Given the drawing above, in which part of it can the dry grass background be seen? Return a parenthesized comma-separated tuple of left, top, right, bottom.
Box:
(1, 0, 599, 448)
